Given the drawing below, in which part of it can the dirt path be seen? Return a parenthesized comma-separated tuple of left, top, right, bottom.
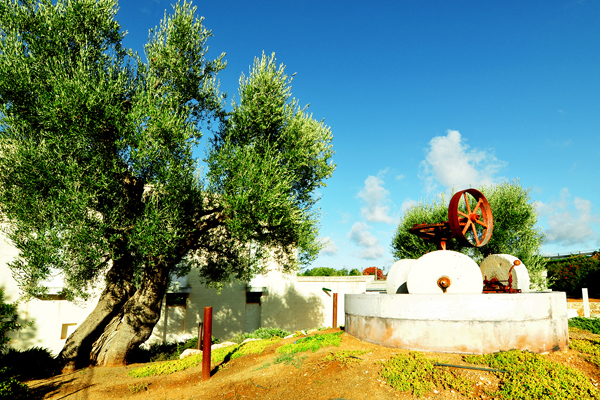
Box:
(25, 328, 600, 400)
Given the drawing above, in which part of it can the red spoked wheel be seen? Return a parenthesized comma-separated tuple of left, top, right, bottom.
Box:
(448, 189, 493, 248)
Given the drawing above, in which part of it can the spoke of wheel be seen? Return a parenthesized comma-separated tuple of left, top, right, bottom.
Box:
(472, 198, 483, 215)
(463, 193, 472, 215)
(475, 219, 488, 228)
(462, 219, 472, 235)
(458, 210, 469, 218)
(471, 223, 480, 246)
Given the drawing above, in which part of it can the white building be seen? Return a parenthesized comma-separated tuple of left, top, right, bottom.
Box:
(1, 232, 374, 355)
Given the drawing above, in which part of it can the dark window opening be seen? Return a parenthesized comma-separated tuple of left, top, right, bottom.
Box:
(246, 292, 262, 304)
(166, 293, 188, 306)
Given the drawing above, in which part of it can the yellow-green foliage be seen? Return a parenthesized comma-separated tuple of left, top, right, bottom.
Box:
(379, 351, 472, 398)
(128, 382, 148, 394)
(571, 339, 600, 355)
(465, 350, 600, 400)
(276, 332, 342, 354)
(230, 337, 280, 360)
(324, 349, 371, 367)
(571, 339, 600, 367)
(128, 338, 281, 378)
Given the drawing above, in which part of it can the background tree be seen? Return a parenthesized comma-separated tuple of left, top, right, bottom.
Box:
(391, 181, 546, 286)
(0, 0, 334, 369)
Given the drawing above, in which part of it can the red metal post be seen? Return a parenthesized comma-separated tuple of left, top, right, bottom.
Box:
(202, 307, 212, 381)
(333, 293, 338, 328)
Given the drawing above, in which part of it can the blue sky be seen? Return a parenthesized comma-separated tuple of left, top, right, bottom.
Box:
(117, 0, 600, 272)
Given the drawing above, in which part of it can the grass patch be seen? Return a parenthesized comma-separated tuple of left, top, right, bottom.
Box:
(323, 349, 371, 367)
(465, 350, 600, 399)
(379, 351, 472, 398)
(273, 353, 307, 368)
(230, 327, 291, 344)
(276, 332, 343, 354)
(128, 382, 149, 394)
(571, 339, 600, 367)
(569, 317, 600, 335)
(128, 337, 281, 378)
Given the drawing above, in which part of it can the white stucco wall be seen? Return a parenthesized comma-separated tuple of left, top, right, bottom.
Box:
(2, 231, 372, 351)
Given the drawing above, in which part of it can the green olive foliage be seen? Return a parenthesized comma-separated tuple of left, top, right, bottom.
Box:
(391, 181, 546, 286)
(0, 0, 334, 297)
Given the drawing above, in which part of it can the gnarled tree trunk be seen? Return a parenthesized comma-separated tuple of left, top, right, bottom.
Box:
(89, 264, 171, 366)
(58, 260, 135, 372)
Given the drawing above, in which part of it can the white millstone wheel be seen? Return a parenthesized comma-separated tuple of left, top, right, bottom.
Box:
(386, 259, 416, 294)
(407, 250, 483, 294)
(480, 254, 530, 292)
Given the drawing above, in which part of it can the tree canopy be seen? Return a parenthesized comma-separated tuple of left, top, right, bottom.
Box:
(391, 181, 546, 277)
(0, 0, 334, 368)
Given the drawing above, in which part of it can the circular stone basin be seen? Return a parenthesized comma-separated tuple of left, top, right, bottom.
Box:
(345, 292, 568, 354)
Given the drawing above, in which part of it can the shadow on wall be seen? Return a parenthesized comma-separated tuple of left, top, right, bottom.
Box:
(189, 281, 246, 341)
(261, 283, 325, 332)
(1, 285, 39, 352)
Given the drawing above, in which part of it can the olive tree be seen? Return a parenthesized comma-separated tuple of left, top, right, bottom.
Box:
(391, 181, 546, 285)
(0, 0, 334, 369)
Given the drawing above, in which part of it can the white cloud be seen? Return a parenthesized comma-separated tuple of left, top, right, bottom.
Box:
(319, 236, 338, 256)
(396, 174, 405, 180)
(400, 198, 417, 214)
(535, 188, 600, 246)
(419, 130, 507, 192)
(357, 176, 394, 224)
(348, 222, 385, 260)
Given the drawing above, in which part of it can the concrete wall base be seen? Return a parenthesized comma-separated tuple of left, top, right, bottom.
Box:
(345, 292, 569, 354)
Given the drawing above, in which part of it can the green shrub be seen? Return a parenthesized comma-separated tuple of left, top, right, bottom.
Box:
(547, 255, 600, 294)
(230, 327, 291, 343)
(569, 317, 600, 334)
(276, 332, 342, 354)
(299, 267, 362, 276)
(465, 350, 600, 399)
(324, 349, 371, 367)
(129, 336, 220, 363)
(0, 368, 29, 400)
(0, 289, 30, 399)
(379, 351, 472, 397)
(128, 337, 280, 378)
(1, 347, 59, 379)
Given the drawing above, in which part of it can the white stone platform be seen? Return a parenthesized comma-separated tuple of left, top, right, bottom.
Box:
(345, 292, 569, 354)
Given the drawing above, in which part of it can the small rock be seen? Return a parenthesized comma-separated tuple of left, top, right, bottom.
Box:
(211, 341, 237, 351)
(179, 349, 202, 359)
(284, 334, 294, 339)
(241, 338, 261, 344)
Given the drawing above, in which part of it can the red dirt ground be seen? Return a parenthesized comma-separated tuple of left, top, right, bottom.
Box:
(24, 327, 600, 400)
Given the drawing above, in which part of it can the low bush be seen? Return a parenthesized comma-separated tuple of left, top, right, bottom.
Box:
(299, 267, 362, 276)
(1, 347, 59, 379)
(0, 289, 31, 399)
(128, 337, 281, 378)
(230, 327, 291, 343)
(465, 350, 600, 399)
(276, 332, 342, 354)
(379, 351, 472, 397)
(0, 368, 29, 400)
(547, 254, 600, 294)
(569, 317, 600, 335)
(129, 335, 220, 363)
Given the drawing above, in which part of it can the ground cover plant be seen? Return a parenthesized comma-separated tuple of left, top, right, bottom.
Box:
(379, 351, 472, 398)
(128, 337, 281, 378)
(464, 350, 600, 400)
(323, 349, 372, 367)
(276, 331, 343, 354)
(230, 327, 291, 343)
(569, 317, 600, 335)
